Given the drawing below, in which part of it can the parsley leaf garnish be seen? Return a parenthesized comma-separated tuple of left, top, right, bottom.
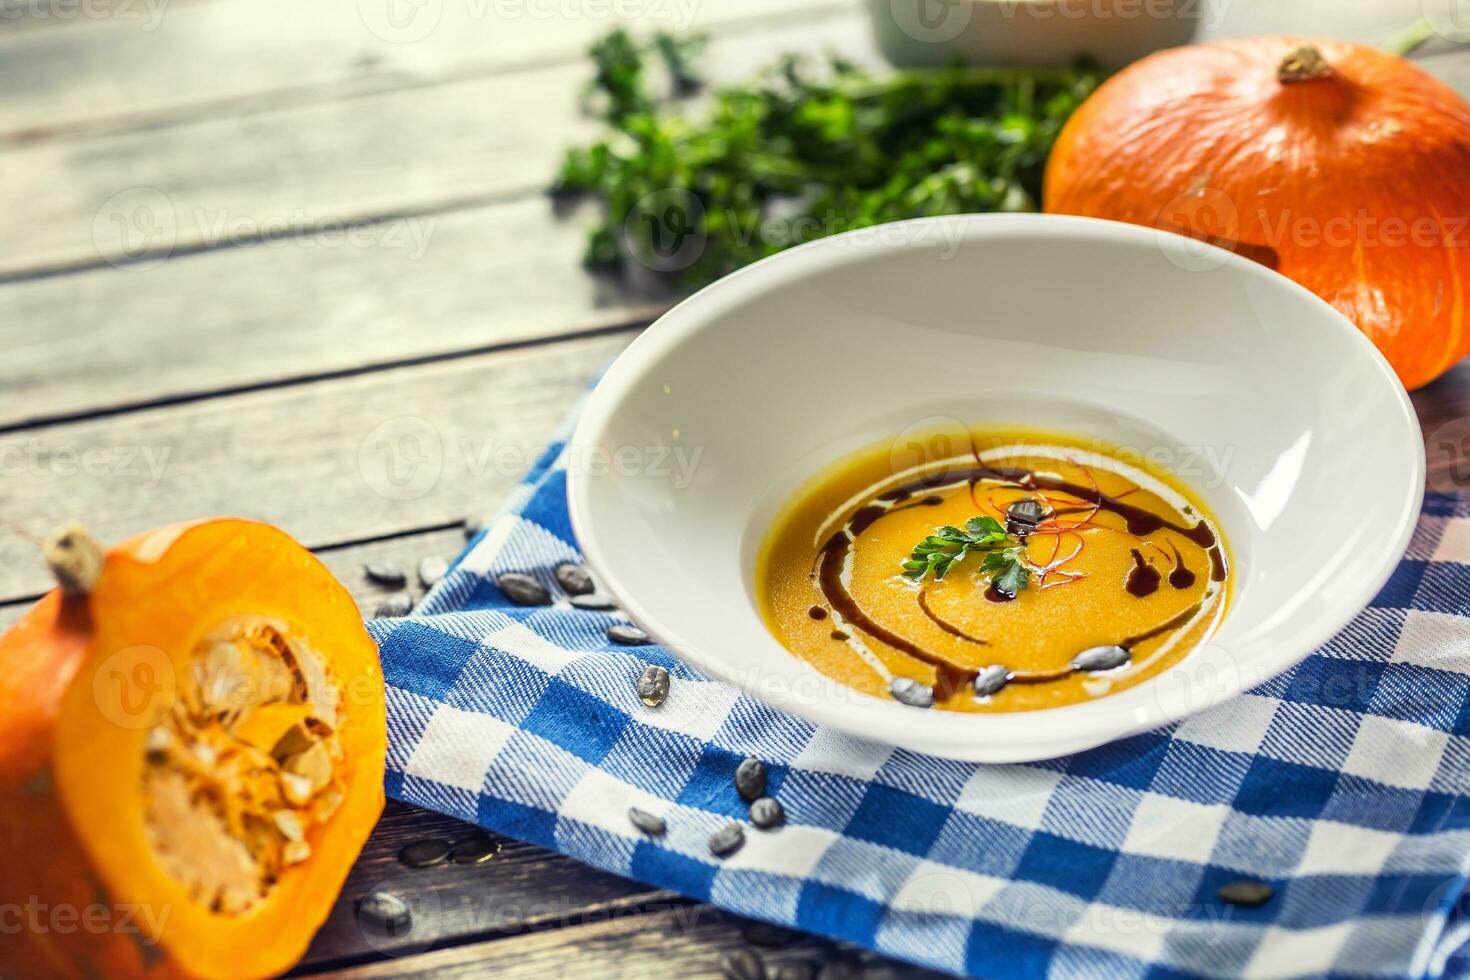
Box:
(553, 30, 1100, 289)
(904, 516, 1031, 597)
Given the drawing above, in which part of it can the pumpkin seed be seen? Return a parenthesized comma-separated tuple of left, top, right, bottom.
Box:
(497, 572, 551, 606)
(1071, 645, 1131, 672)
(773, 964, 817, 980)
(889, 676, 934, 708)
(449, 835, 501, 865)
(817, 957, 864, 980)
(973, 665, 1011, 698)
(569, 592, 618, 611)
(398, 839, 452, 868)
(144, 617, 349, 916)
(1217, 879, 1273, 907)
(273, 809, 305, 842)
(749, 797, 785, 830)
(358, 892, 412, 935)
(417, 556, 449, 589)
(741, 920, 800, 948)
(628, 807, 666, 836)
(607, 624, 650, 645)
(636, 665, 670, 707)
(708, 823, 746, 858)
(364, 561, 407, 587)
(1005, 498, 1048, 535)
(720, 948, 767, 980)
(374, 592, 413, 618)
(285, 742, 332, 792)
(555, 562, 596, 596)
(735, 758, 767, 802)
(280, 772, 314, 806)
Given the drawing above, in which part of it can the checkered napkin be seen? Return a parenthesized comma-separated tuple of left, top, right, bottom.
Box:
(369, 437, 1470, 979)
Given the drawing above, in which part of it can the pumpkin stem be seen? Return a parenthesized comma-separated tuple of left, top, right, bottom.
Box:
(1278, 45, 1333, 84)
(43, 523, 103, 597)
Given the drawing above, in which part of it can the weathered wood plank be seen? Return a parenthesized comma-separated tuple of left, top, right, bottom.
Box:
(0, 196, 664, 432)
(1208, 0, 1444, 44)
(10, 11, 1465, 283)
(1413, 357, 1470, 496)
(298, 801, 674, 970)
(305, 899, 946, 979)
(0, 0, 844, 142)
(0, 11, 868, 281)
(0, 330, 633, 601)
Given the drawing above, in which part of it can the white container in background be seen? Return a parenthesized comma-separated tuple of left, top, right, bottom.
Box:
(868, 0, 1203, 68)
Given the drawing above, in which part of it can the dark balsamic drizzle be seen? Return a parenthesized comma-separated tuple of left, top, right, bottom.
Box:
(816, 459, 1220, 701)
(1168, 542, 1197, 590)
(1125, 549, 1161, 598)
(984, 583, 1016, 604)
(917, 589, 988, 645)
(1120, 599, 1205, 649)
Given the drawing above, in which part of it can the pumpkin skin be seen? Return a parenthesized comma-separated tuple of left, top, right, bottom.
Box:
(0, 520, 386, 979)
(1044, 37, 1470, 390)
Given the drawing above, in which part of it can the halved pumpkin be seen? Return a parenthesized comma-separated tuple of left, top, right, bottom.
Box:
(0, 519, 386, 979)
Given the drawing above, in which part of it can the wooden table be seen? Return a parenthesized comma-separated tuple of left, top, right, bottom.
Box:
(4, 1, 1470, 975)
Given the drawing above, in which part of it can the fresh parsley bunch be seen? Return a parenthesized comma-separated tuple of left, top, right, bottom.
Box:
(552, 30, 1100, 289)
(903, 516, 1030, 597)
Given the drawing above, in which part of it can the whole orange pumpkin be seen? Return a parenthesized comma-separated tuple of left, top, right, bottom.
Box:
(1044, 37, 1470, 390)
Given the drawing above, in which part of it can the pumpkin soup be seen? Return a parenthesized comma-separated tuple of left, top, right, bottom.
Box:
(757, 429, 1231, 712)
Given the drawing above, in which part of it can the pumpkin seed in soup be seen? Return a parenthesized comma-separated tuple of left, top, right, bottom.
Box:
(756, 428, 1232, 714)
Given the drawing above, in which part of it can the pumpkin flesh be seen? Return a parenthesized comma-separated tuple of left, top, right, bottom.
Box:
(1, 520, 385, 979)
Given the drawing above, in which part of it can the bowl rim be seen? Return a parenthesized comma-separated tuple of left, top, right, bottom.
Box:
(567, 213, 1425, 760)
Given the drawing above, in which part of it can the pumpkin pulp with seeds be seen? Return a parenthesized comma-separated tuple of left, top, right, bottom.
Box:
(757, 429, 1232, 712)
(0, 519, 385, 980)
(144, 616, 348, 914)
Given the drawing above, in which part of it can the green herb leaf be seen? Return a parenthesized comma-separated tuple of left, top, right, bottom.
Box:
(904, 518, 1031, 597)
(986, 550, 1031, 597)
(553, 30, 1100, 288)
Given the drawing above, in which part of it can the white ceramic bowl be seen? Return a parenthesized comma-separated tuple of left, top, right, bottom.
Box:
(567, 215, 1424, 763)
(868, 0, 1202, 69)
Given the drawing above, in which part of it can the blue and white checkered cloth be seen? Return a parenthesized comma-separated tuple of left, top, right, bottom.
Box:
(369, 434, 1470, 979)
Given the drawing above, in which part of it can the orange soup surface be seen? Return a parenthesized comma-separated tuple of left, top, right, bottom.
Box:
(757, 429, 1232, 713)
